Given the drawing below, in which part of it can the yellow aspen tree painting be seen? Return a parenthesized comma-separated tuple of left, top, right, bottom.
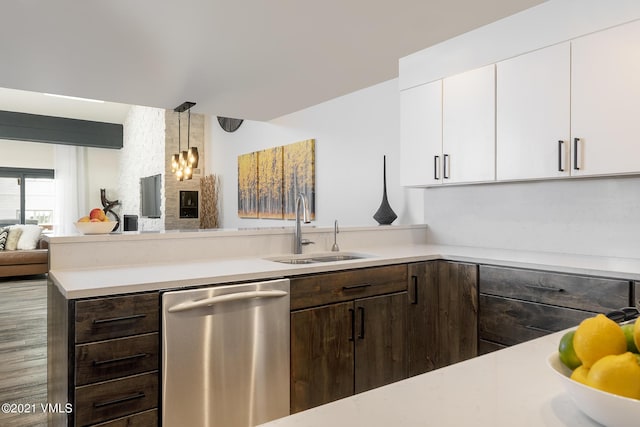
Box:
(258, 146, 284, 219)
(283, 139, 315, 220)
(237, 152, 258, 218)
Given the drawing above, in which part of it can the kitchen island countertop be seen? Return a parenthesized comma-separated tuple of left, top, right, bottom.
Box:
(258, 328, 600, 427)
(49, 242, 640, 299)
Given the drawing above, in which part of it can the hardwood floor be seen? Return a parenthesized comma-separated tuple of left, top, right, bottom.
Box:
(0, 276, 48, 427)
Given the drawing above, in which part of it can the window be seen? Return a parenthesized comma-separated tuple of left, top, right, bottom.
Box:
(0, 167, 55, 231)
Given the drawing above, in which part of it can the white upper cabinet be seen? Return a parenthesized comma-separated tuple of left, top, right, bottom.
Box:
(400, 80, 442, 186)
(442, 64, 496, 184)
(571, 19, 640, 177)
(496, 43, 571, 180)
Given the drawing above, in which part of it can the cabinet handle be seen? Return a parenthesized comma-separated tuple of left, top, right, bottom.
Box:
(342, 284, 371, 291)
(443, 154, 449, 179)
(525, 325, 553, 334)
(92, 353, 148, 367)
(573, 138, 580, 170)
(524, 284, 565, 293)
(410, 275, 418, 305)
(93, 314, 146, 325)
(558, 140, 564, 172)
(93, 392, 146, 408)
(357, 307, 365, 339)
(348, 308, 355, 341)
(434, 155, 440, 180)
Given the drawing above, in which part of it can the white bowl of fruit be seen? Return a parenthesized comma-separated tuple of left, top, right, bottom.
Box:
(548, 313, 640, 427)
(74, 208, 117, 234)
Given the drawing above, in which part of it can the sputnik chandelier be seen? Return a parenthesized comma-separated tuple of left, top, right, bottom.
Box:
(171, 101, 199, 181)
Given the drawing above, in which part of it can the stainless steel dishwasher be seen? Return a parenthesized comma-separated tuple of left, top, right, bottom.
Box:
(162, 279, 290, 427)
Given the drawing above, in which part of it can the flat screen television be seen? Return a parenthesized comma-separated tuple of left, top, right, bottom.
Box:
(140, 174, 161, 218)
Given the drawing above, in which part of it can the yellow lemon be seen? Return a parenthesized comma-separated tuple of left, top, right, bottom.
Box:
(634, 317, 640, 353)
(573, 314, 626, 368)
(586, 352, 640, 399)
(570, 365, 590, 385)
(558, 330, 582, 370)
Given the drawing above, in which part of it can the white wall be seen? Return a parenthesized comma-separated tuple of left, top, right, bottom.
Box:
(119, 105, 165, 231)
(84, 148, 120, 213)
(424, 176, 640, 258)
(2, 139, 55, 168)
(208, 79, 424, 228)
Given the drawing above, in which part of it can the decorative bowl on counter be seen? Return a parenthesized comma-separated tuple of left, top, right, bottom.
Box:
(547, 352, 640, 427)
(74, 221, 117, 235)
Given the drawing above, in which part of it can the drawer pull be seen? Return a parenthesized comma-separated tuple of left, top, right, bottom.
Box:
(410, 275, 418, 305)
(357, 306, 365, 339)
(342, 284, 371, 291)
(349, 308, 355, 342)
(525, 325, 553, 334)
(524, 284, 565, 293)
(93, 353, 148, 367)
(93, 314, 147, 325)
(93, 392, 146, 408)
(558, 140, 565, 172)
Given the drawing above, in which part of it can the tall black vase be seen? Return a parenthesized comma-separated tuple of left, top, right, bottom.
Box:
(373, 155, 397, 225)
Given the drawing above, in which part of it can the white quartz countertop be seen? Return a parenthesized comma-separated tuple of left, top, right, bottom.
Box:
(49, 243, 640, 299)
(257, 329, 600, 427)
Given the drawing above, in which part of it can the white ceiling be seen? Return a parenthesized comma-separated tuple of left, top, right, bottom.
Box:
(0, 0, 544, 122)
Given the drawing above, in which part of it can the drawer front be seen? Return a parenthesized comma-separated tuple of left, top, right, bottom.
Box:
(290, 265, 407, 310)
(90, 409, 157, 427)
(75, 372, 158, 426)
(75, 293, 159, 343)
(75, 333, 159, 386)
(479, 294, 594, 347)
(479, 265, 629, 312)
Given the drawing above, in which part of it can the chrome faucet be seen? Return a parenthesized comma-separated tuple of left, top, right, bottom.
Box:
(331, 220, 340, 252)
(294, 193, 313, 254)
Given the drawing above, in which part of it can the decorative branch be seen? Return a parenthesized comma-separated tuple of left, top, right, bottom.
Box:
(200, 174, 220, 229)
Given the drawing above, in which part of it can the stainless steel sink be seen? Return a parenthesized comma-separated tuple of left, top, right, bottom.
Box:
(266, 252, 369, 264)
(309, 254, 364, 262)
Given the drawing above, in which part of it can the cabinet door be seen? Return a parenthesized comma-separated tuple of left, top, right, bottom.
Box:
(496, 43, 571, 180)
(571, 20, 640, 176)
(407, 261, 439, 377)
(290, 302, 354, 413)
(437, 261, 478, 367)
(354, 292, 407, 394)
(400, 80, 443, 186)
(443, 65, 495, 184)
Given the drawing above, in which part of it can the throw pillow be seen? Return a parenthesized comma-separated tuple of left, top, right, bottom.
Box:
(16, 224, 43, 250)
(5, 227, 23, 251)
(0, 227, 8, 250)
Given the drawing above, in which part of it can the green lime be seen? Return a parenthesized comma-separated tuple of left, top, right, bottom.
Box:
(621, 323, 639, 353)
(559, 329, 582, 370)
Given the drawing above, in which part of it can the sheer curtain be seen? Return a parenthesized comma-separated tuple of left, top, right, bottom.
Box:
(54, 145, 88, 235)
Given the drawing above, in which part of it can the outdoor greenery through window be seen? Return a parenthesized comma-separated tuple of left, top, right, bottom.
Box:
(0, 167, 55, 231)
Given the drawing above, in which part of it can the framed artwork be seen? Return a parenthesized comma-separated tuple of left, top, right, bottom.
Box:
(237, 139, 315, 220)
(237, 152, 258, 218)
(258, 146, 284, 219)
(283, 139, 315, 220)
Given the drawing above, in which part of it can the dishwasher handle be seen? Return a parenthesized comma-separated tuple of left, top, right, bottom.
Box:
(167, 289, 288, 313)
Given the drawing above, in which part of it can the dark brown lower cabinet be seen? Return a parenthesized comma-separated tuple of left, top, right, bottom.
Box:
(291, 292, 407, 413)
(48, 283, 160, 427)
(478, 265, 632, 354)
(290, 265, 408, 414)
(291, 301, 355, 411)
(407, 260, 478, 376)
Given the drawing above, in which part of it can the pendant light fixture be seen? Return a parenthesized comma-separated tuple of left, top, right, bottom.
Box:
(171, 101, 196, 181)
